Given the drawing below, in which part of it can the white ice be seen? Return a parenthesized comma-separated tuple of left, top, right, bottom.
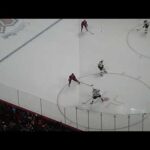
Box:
(0, 19, 150, 130)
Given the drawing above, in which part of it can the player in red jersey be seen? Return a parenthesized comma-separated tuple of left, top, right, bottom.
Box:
(68, 73, 80, 87)
(81, 20, 88, 32)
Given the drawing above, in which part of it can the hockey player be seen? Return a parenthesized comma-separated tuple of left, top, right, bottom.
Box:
(137, 20, 149, 34)
(81, 20, 88, 32)
(98, 60, 107, 76)
(143, 20, 149, 34)
(90, 88, 104, 104)
(68, 73, 80, 87)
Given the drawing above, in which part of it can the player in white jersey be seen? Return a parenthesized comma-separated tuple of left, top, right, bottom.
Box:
(98, 60, 107, 76)
(90, 88, 104, 104)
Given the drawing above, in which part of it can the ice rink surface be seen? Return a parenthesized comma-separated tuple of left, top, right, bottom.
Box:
(0, 19, 150, 115)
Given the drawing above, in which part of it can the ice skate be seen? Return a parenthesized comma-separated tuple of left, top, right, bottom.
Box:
(99, 72, 104, 77)
(101, 98, 104, 102)
(68, 73, 80, 87)
(90, 101, 94, 104)
(103, 68, 107, 74)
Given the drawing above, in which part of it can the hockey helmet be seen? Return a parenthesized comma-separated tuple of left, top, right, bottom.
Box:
(144, 20, 148, 23)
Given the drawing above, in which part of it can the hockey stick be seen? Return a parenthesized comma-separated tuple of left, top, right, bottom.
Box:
(136, 25, 149, 32)
(99, 69, 107, 76)
(80, 81, 94, 87)
(87, 30, 94, 35)
(82, 98, 93, 104)
(82, 91, 107, 105)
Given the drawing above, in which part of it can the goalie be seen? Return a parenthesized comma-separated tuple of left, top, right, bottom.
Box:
(90, 88, 104, 104)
